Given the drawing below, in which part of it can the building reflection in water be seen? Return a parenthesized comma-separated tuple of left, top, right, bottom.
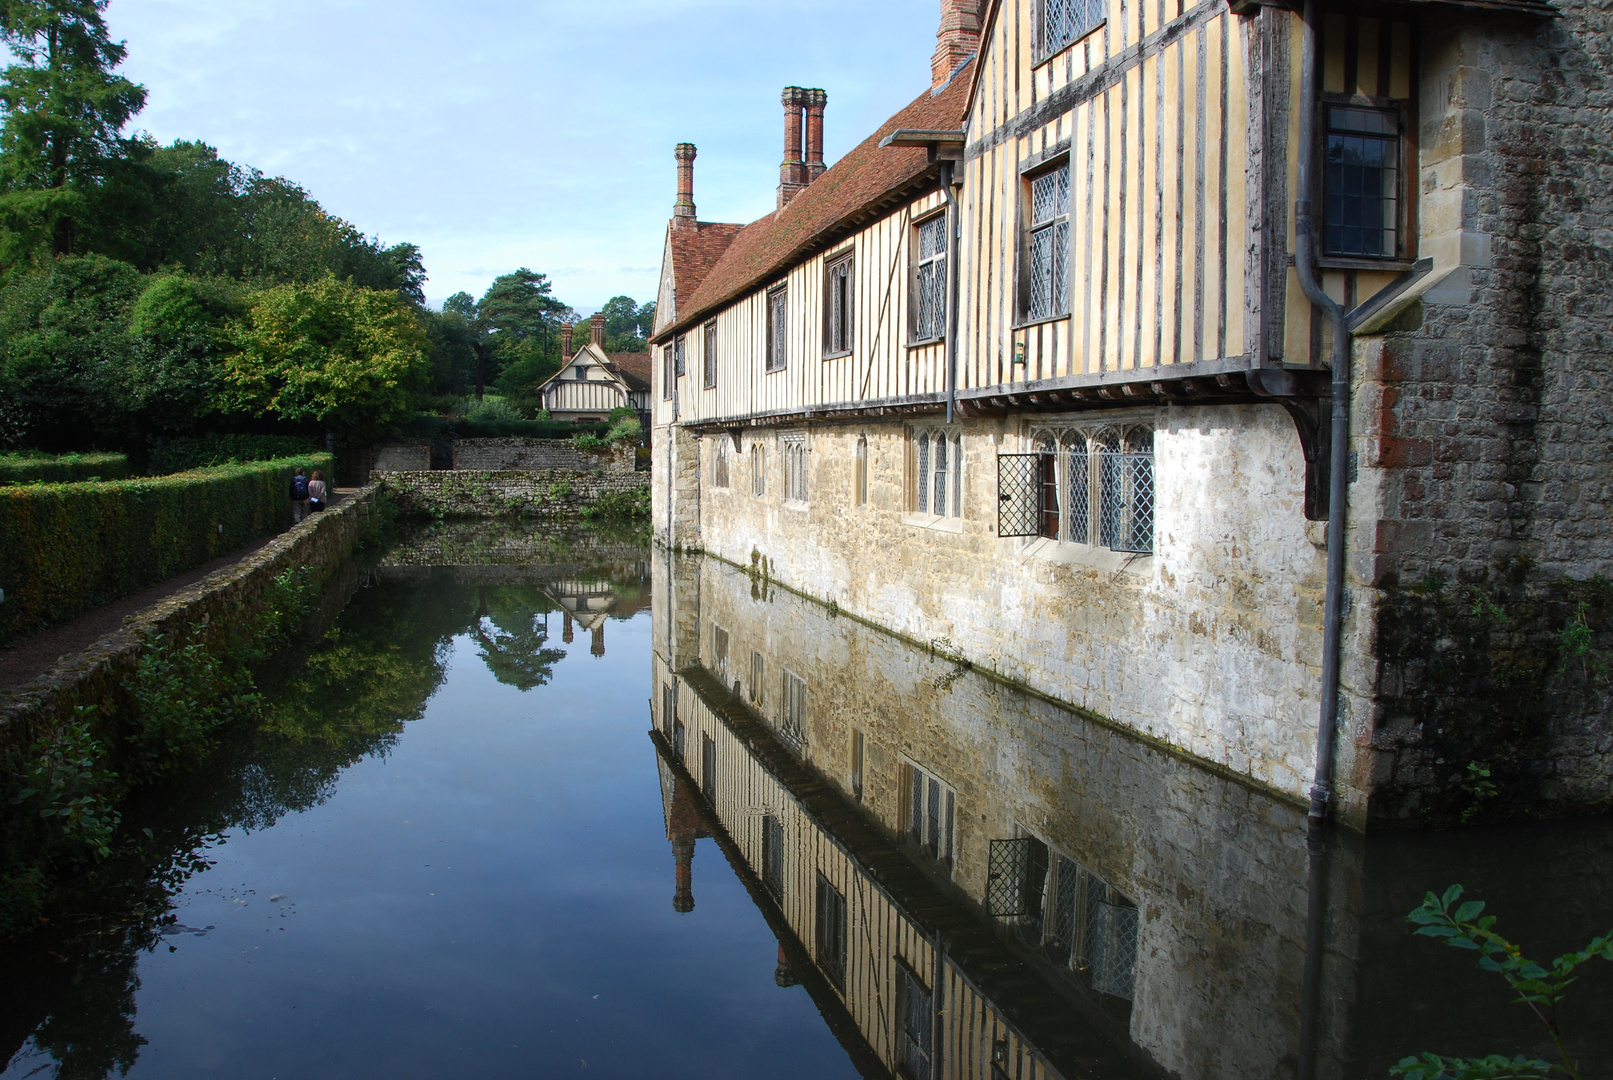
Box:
(649, 553, 1613, 1080)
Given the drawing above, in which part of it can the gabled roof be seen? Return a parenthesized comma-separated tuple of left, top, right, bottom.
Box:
(662, 221, 746, 331)
(654, 59, 974, 343)
(535, 342, 643, 400)
(604, 352, 652, 393)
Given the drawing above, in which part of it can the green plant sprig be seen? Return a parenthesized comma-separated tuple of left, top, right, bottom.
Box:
(1394, 885, 1613, 1080)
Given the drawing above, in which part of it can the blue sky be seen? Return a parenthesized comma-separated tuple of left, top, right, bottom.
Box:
(105, 0, 942, 313)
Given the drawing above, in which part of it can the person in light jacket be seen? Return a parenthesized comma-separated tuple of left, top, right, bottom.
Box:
(307, 470, 328, 513)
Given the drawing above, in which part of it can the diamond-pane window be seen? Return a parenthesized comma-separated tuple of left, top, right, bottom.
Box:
(766, 286, 788, 372)
(1066, 435, 1090, 544)
(1042, 0, 1105, 58)
(916, 432, 930, 514)
(1026, 166, 1070, 321)
(1098, 428, 1154, 554)
(913, 215, 948, 342)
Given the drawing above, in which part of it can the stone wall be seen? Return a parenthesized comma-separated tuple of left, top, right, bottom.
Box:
(451, 438, 633, 473)
(1345, 4, 1613, 824)
(658, 406, 1349, 817)
(376, 469, 647, 520)
(370, 443, 430, 472)
(0, 486, 382, 767)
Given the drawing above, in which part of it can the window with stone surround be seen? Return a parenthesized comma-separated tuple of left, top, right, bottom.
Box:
(712, 438, 730, 489)
(766, 285, 788, 373)
(1046, 852, 1138, 1001)
(902, 759, 956, 872)
(854, 436, 869, 506)
(908, 426, 963, 519)
(781, 670, 807, 744)
(783, 435, 809, 504)
(1000, 423, 1154, 554)
(712, 624, 729, 682)
(750, 650, 764, 705)
(751, 441, 766, 497)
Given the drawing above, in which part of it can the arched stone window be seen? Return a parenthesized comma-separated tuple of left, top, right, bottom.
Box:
(854, 436, 868, 506)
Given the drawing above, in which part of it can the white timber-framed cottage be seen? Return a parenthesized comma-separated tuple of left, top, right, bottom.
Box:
(537, 312, 652, 426)
(650, 0, 1611, 833)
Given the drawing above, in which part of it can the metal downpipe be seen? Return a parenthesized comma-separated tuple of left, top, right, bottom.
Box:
(941, 160, 960, 424)
(1294, 2, 1352, 1075)
(1293, 0, 1352, 839)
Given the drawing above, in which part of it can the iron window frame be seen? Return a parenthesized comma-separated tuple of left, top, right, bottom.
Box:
(909, 209, 949, 346)
(823, 251, 855, 359)
(1316, 93, 1416, 269)
(999, 423, 1155, 554)
(765, 284, 789, 373)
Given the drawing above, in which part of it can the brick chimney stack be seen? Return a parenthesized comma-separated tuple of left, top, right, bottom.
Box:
(672, 838, 695, 913)
(561, 323, 573, 361)
(590, 623, 605, 658)
(804, 89, 827, 181)
(778, 86, 809, 210)
(673, 143, 698, 232)
(932, 0, 981, 90)
(590, 311, 606, 348)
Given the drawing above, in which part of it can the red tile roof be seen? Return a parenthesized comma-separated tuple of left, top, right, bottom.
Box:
(605, 352, 652, 392)
(666, 222, 746, 324)
(655, 61, 973, 341)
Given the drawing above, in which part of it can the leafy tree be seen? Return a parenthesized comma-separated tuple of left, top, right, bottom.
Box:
(597, 294, 655, 352)
(0, 252, 139, 448)
(120, 271, 245, 435)
(440, 271, 572, 401)
(0, 0, 146, 259)
(219, 278, 430, 437)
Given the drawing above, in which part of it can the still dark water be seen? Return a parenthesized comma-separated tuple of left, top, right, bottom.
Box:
(2, 525, 1610, 1079)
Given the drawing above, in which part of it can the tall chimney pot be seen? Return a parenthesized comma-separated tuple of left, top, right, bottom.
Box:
(673, 143, 698, 232)
(778, 86, 809, 210)
(561, 322, 574, 360)
(932, 0, 981, 90)
(804, 89, 827, 182)
(590, 311, 606, 348)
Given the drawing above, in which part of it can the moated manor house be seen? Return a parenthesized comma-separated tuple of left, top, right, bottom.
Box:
(647, 0, 1610, 832)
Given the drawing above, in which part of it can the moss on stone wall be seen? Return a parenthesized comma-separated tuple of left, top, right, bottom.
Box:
(1370, 565, 1612, 827)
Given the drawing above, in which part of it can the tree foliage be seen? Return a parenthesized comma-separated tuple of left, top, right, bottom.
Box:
(596, 294, 655, 352)
(220, 278, 430, 437)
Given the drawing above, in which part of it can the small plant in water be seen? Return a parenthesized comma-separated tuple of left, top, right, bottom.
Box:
(1393, 885, 1613, 1080)
(1460, 762, 1499, 823)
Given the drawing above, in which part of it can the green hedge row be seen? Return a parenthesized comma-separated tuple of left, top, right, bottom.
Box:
(147, 433, 317, 475)
(0, 453, 333, 648)
(0, 452, 130, 486)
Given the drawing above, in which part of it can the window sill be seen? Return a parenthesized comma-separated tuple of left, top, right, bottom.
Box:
(783, 499, 809, 512)
(764, 365, 788, 375)
(1314, 255, 1416, 273)
(1010, 313, 1070, 332)
(902, 512, 964, 534)
(1015, 535, 1153, 576)
(907, 335, 944, 349)
(822, 349, 853, 361)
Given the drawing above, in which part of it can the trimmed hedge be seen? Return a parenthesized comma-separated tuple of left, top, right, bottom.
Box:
(146, 434, 318, 475)
(0, 453, 130, 486)
(0, 453, 332, 648)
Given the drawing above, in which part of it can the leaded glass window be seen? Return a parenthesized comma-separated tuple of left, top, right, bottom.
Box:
(825, 254, 854, 356)
(1041, 0, 1105, 59)
(916, 432, 930, 514)
(913, 214, 948, 342)
(703, 319, 717, 388)
(1324, 105, 1401, 259)
(766, 285, 788, 372)
(1026, 165, 1070, 321)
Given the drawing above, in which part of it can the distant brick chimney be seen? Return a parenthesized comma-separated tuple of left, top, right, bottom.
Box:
(932, 0, 981, 90)
(673, 142, 697, 232)
(561, 322, 574, 361)
(590, 623, 605, 658)
(804, 89, 827, 181)
(591, 311, 606, 348)
(778, 86, 809, 210)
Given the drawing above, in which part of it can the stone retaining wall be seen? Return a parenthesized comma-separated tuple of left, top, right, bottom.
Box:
(451, 439, 633, 474)
(376, 469, 646, 520)
(0, 486, 382, 771)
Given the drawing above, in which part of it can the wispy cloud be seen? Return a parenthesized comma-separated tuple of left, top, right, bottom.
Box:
(106, 0, 939, 308)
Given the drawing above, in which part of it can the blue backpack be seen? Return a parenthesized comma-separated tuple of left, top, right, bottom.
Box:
(291, 474, 309, 499)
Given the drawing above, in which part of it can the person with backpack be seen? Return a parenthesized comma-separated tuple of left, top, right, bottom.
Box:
(290, 467, 310, 523)
(307, 470, 328, 513)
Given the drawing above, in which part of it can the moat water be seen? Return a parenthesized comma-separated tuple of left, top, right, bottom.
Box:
(2, 524, 1609, 1079)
